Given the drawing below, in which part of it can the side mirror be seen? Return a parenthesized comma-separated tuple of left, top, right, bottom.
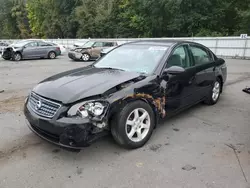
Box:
(215, 58, 225, 66)
(163, 66, 185, 75)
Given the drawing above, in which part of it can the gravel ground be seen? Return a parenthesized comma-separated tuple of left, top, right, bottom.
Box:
(0, 56, 250, 188)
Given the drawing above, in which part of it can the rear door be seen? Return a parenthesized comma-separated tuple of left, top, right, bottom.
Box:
(188, 44, 216, 100)
(37, 41, 52, 57)
(22, 42, 39, 59)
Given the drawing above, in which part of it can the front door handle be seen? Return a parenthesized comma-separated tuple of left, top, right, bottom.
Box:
(188, 76, 196, 84)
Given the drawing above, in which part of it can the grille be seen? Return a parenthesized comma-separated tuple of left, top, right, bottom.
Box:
(28, 92, 61, 118)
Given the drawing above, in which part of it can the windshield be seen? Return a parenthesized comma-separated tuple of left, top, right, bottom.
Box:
(94, 44, 168, 74)
(83, 41, 95, 48)
(12, 41, 30, 47)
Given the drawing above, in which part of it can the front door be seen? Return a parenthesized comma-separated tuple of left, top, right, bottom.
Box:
(164, 44, 197, 112)
(22, 42, 39, 59)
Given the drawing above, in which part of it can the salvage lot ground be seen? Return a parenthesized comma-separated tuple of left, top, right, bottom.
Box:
(0, 56, 250, 188)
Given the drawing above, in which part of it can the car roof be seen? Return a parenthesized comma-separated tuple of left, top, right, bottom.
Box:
(126, 40, 203, 47)
(89, 40, 117, 43)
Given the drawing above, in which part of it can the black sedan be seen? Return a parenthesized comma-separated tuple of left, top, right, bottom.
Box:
(24, 40, 227, 149)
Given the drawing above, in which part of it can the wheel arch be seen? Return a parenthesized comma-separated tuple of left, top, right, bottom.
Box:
(48, 51, 56, 58)
(13, 51, 23, 60)
(217, 75, 223, 93)
(108, 97, 161, 130)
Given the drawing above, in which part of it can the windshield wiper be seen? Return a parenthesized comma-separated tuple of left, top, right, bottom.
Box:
(98, 67, 125, 71)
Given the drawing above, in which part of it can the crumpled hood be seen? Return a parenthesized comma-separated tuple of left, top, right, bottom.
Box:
(33, 66, 143, 104)
(71, 47, 90, 52)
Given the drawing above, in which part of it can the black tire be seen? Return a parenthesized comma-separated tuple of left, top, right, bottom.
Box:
(111, 100, 155, 149)
(204, 77, 222, 105)
(13, 52, 22, 61)
(3, 56, 11, 60)
(2, 50, 12, 60)
(81, 53, 90, 62)
(48, 51, 56, 59)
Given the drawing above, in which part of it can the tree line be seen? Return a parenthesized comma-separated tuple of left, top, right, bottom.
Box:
(0, 0, 249, 39)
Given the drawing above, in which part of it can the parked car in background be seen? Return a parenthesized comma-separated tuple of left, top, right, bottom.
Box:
(100, 46, 116, 57)
(68, 41, 118, 61)
(2, 40, 61, 61)
(24, 40, 227, 149)
(20, 39, 67, 55)
(0, 42, 10, 53)
(47, 42, 67, 55)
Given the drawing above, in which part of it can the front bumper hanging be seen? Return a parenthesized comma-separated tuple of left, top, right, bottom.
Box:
(24, 104, 108, 149)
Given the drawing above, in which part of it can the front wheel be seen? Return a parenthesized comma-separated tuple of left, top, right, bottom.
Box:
(13, 52, 22, 61)
(111, 101, 155, 149)
(204, 78, 221, 105)
(81, 53, 90, 62)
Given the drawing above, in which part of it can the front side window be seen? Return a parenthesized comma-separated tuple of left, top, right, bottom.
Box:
(190, 46, 212, 65)
(83, 41, 95, 48)
(93, 42, 104, 47)
(95, 45, 168, 74)
(167, 45, 191, 68)
(25, 42, 38, 48)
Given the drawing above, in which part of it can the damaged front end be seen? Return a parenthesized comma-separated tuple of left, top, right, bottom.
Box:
(2, 47, 14, 60)
(61, 100, 110, 148)
(67, 99, 110, 129)
(24, 95, 110, 149)
(68, 48, 89, 60)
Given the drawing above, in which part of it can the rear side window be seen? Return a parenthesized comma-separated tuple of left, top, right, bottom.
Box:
(189, 45, 212, 65)
(103, 42, 114, 47)
(38, 42, 51, 46)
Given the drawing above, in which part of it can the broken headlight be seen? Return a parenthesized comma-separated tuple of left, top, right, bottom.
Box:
(67, 100, 109, 118)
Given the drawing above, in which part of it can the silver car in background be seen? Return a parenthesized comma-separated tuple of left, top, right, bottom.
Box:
(2, 40, 61, 61)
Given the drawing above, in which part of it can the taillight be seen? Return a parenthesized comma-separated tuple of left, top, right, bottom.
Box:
(56, 47, 60, 51)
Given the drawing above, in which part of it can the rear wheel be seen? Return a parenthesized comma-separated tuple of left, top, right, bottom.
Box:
(13, 52, 22, 61)
(111, 101, 155, 149)
(81, 53, 90, 62)
(204, 78, 221, 105)
(48, 51, 56, 59)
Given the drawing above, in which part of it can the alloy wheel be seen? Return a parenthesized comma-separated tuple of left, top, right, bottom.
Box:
(49, 52, 56, 59)
(14, 53, 21, 61)
(82, 54, 90, 61)
(212, 81, 220, 101)
(125, 108, 151, 142)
